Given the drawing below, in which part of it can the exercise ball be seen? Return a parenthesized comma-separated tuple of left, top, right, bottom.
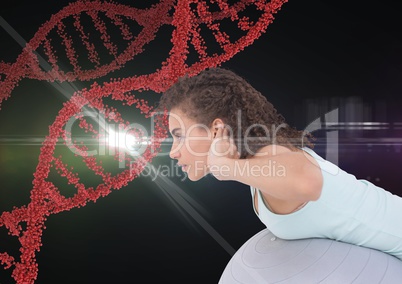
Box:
(219, 229, 402, 283)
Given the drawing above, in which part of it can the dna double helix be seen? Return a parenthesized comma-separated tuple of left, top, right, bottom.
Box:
(0, 0, 287, 282)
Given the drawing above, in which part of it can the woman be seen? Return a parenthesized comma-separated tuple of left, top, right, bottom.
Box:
(156, 67, 402, 261)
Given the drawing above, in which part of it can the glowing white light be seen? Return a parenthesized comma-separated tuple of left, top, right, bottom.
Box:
(108, 129, 136, 150)
(107, 129, 150, 156)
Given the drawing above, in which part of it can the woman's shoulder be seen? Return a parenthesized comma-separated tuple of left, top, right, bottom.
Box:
(247, 144, 307, 158)
(252, 144, 323, 198)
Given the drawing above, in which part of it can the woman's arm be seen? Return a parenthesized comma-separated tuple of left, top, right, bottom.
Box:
(213, 146, 323, 202)
(207, 126, 322, 203)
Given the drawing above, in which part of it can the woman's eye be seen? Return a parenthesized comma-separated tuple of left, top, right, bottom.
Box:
(174, 135, 184, 141)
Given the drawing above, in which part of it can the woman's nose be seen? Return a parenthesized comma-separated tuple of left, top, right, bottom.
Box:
(169, 145, 181, 159)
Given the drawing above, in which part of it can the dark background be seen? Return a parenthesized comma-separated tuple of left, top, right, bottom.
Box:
(0, 1, 401, 283)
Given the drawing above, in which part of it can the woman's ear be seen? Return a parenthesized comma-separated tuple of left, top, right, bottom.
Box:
(212, 119, 225, 129)
(212, 119, 224, 138)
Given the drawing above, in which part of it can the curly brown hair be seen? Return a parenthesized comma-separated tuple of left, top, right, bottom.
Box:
(156, 67, 315, 158)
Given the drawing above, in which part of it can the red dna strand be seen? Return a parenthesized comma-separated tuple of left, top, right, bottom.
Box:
(0, 0, 175, 109)
(0, 0, 287, 282)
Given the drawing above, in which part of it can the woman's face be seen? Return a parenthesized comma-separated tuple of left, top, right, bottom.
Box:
(168, 108, 219, 181)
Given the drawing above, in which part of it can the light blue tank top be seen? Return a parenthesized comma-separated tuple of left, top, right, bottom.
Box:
(251, 146, 402, 260)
